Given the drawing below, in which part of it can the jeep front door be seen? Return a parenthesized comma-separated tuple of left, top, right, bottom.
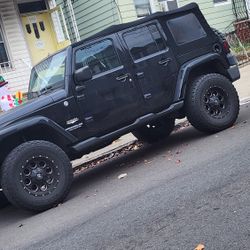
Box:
(120, 23, 178, 112)
(73, 36, 140, 138)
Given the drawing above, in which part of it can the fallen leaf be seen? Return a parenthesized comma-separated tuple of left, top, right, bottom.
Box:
(195, 244, 205, 250)
(118, 173, 127, 179)
(18, 224, 23, 228)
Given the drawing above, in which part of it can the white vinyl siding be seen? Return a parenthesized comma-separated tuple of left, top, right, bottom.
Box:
(0, 0, 32, 93)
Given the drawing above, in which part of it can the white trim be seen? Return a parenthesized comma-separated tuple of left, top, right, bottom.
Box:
(59, 6, 70, 41)
(67, 0, 80, 42)
(149, 0, 157, 13)
(13, 0, 33, 67)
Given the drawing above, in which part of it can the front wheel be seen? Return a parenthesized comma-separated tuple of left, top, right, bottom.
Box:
(185, 73, 239, 133)
(1, 141, 73, 212)
(132, 117, 175, 143)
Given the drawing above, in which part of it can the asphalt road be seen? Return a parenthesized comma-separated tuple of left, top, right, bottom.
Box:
(0, 104, 250, 250)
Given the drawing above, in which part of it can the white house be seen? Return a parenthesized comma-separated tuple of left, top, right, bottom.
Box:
(0, 0, 69, 93)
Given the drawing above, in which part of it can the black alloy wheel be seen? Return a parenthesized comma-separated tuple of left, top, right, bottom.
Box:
(1, 141, 73, 212)
(185, 73, 239, 133)
(203, 86, 228, 118)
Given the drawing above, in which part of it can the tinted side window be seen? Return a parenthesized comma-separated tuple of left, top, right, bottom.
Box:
(167, 13, 206, 45)
(75, 39, 121, 76)
(123, 24, 166, 60)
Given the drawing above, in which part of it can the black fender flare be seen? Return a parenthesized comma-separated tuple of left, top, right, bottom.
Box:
(0, 116, 77, 146)
(173, 53, 226, 102)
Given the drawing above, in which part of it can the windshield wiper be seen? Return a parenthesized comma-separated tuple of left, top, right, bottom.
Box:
(38, 85, 54, 96)
(27, 91, 39, 99)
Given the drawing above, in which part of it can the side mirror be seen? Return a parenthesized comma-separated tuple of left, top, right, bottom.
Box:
(74, 66, 92, 84)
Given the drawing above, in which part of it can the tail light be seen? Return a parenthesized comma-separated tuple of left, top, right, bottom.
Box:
(223, 40, 230, 54)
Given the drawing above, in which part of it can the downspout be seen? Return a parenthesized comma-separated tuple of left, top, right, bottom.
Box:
(66, 0, 80, 41)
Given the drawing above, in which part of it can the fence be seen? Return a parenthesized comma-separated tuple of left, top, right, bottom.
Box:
(225, 19, 250, 66)
(224, 0, 250, 66)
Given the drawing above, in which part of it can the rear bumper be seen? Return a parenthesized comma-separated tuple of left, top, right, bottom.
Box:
(227, 65, 240, 82)
(226, 53, 240, 82)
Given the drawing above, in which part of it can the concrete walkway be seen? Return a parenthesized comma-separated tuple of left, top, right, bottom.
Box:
(235, 64, 250, 103)
(72, 65, 250, 168)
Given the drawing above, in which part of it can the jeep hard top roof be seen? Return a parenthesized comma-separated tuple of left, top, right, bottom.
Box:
(72, 2, 201, 48)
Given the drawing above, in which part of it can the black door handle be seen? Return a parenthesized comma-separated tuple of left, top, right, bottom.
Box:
(75, 85, 86, 92)
(158, 58, 171, 66)
(136, 72, 144, 79)
(116, 73, 129, 82)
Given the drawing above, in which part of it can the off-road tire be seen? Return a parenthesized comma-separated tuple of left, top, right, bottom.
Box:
(185, 73, 239, 133)
(132, 117, 175, 144)
(1, 141, 73, 212)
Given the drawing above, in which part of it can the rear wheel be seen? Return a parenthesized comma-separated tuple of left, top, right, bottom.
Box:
(185, 73, 239, 133)
(1, 141, 73, 212)
(132, 117, 175, 143)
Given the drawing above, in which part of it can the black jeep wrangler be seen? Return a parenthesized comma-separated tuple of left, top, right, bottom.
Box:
(0, 3, 240, 211)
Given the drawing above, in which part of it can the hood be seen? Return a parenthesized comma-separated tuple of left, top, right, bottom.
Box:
(0, 95, 54, 128)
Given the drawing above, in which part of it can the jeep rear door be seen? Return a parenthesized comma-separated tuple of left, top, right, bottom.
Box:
(119, 22, 178, 113)
(73, 35, 141, 138)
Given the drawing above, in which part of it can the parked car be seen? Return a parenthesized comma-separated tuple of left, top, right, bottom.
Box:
(0, 3, 240, 211)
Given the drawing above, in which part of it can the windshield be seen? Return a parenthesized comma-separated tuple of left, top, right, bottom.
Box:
(28, 50, 67, 99)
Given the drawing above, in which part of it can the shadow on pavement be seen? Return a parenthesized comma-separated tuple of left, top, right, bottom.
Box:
(69, 125, 206, 198)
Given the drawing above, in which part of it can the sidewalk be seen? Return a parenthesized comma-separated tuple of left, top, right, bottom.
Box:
(72, 65, 250, 168)
(234, 64, 250, 103)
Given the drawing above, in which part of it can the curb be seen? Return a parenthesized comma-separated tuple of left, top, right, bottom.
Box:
(72, 139, 137, 169)
(240, 97, 250, 105)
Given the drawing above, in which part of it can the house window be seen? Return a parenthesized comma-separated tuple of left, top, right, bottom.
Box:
(18, 0, 47, 14)
(134, 0, 152, 17)
(213, 0, 230, 5)
(0, 26, 9, 65)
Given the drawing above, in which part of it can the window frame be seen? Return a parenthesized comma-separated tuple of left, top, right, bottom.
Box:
(74, 37, 123, 80)
(133, 0, 152, 18)
(121, 21, 169, 63)
(0, 22, 10, 66)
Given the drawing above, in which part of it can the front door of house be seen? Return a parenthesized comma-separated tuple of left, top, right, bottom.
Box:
(21, 12, 58, 65)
